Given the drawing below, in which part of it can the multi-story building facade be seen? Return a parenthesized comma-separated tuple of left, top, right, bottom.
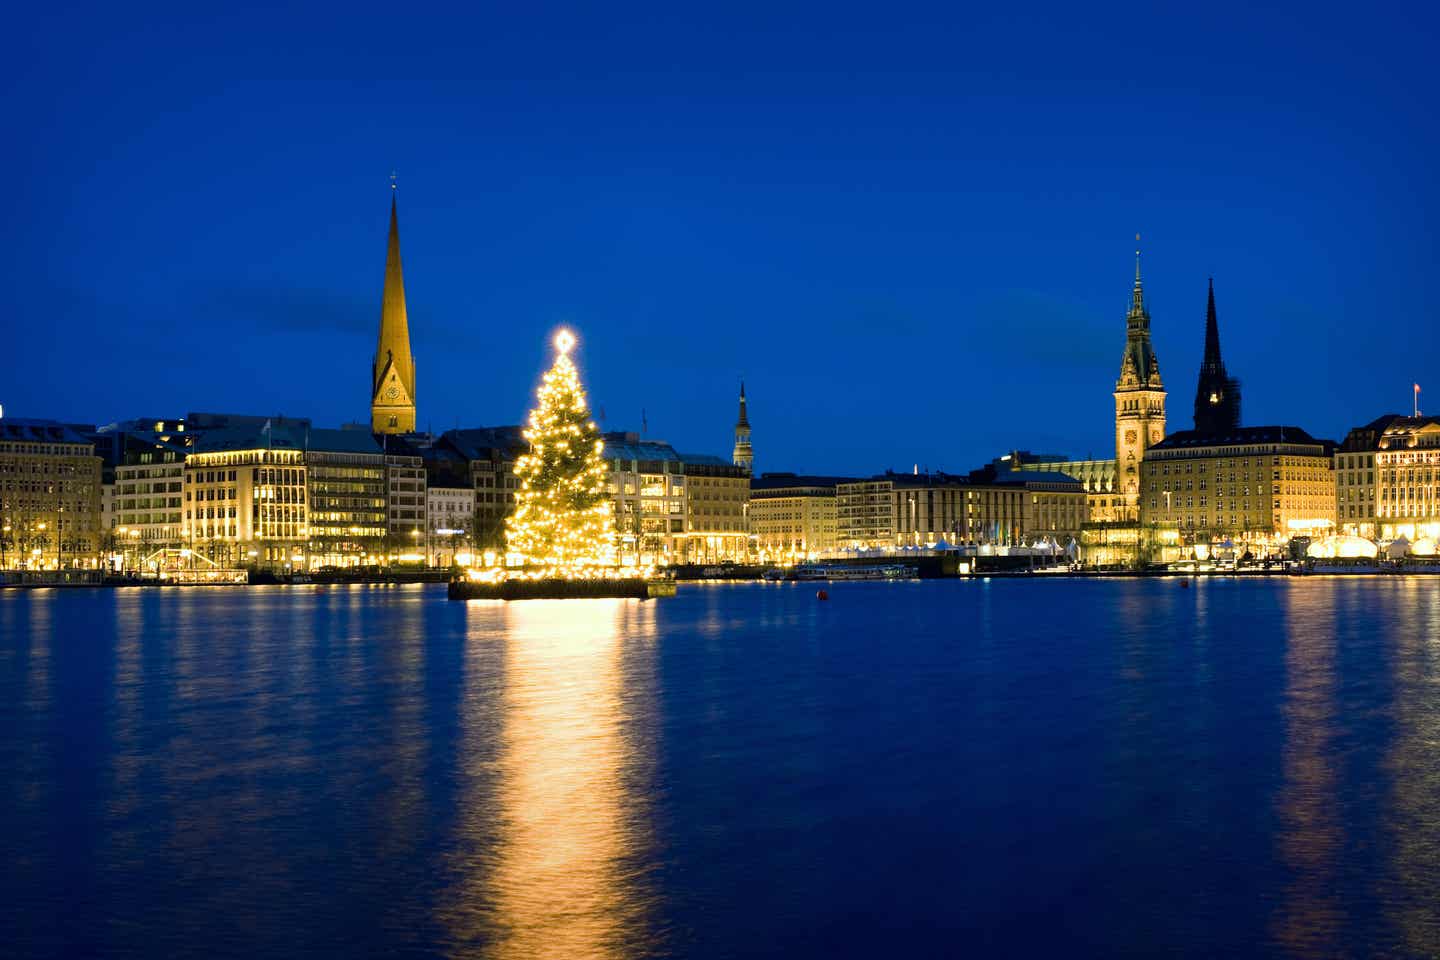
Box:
(836, 478, 898, 547)
(601, 433, 751, 563)
(1140, 426, 1336, 555)
(748, 474, 845, 560)
(1331, 415, 1440, 542)
(894, 475, 999, 546)
(1334, 414, 1396, 538)
(377, 431, 426, 552)
(383, 450, 427, 544)
(1010, 454, 1123, 523)
(0, 419, 103, 569)
(681, 454, 750, 562)
(1017, 471, 1090, 542)
(837, 470, 1083, 549)
(442, 427, 527, 551)
(112, 445, 186, 562)
(605, 434, 688, 564)
(306, 432, 387, 567)
(426, 484, 475, 566)
(184, 426, 309, 567)
(182, 423, 404, 569)
(91, 420, 192, 568)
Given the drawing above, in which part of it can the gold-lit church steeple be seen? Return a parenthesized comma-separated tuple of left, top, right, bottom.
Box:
(371, 182, 417, 434)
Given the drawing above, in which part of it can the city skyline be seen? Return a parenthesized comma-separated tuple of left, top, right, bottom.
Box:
(9, 5, 1440, 474)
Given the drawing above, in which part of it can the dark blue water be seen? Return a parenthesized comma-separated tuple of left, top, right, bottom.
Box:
(2, 579, 1439, 958)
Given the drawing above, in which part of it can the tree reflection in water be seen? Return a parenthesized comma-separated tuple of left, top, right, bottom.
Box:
(449, 598, 659, 959)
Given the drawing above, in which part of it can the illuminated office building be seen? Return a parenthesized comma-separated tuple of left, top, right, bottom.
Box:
(1140, 426, 1336, 555)
(1335, 414, 1440, 541)
(748, 474, 845, 560)
(0, 418, 103, 569)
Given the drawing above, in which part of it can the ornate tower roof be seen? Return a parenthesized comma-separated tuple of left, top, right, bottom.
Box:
(1116, 240, 1162, 391)
(732, 380, 753, 470)
(371, 190, 417, 433)
(1192, 278, 1242, 434)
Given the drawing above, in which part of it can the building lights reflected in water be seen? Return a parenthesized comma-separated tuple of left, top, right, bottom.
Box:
(1272, 583, 1345, 954)
(1382, 581, 1440, 954)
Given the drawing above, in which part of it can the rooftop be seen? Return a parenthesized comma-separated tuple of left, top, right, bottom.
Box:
(750, 472, 855, 491)
(0, 419, 94, 446)
(1150, 426, 1334, 451)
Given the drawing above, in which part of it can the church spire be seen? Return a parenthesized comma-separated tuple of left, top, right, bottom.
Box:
(1193, 278, 1241, 434)
(1202, 278, 1221, 367)
(371, 187, 417, 434)
(732, 379, 753, 471)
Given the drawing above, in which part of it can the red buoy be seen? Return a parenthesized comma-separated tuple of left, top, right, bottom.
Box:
(817, 589, 829, 601)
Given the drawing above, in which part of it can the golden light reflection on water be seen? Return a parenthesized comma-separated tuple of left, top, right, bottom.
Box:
(1382, 580, 1440, 953)
(450, 598, 657, 959)
(1272, 582, 1344, 955)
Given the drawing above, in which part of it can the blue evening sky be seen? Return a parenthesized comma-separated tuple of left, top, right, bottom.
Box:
(7, 3, 1437, 475)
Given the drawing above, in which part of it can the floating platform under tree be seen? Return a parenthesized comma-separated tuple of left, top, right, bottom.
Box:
(448, 577, 675, 601)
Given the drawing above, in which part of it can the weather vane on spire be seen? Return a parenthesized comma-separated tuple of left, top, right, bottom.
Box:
(390, 169, 398, 191)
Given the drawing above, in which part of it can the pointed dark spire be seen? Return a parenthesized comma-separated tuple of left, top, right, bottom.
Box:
(1193, 278, 1241, 435)
(1202, 278, 1221, 368)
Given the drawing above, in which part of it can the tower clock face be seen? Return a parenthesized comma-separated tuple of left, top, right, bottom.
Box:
(385, 385, 399, 400)
(1125, 430, 1137, 444)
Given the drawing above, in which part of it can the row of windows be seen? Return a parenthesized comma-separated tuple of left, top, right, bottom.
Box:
(190, 470, 239, 484)
(118, 482, 183, 495)
(117, 497, 182, 510)
(187, 507, 239, 520)
(1, 481, 94, 495)
(0, 444, 91, 457)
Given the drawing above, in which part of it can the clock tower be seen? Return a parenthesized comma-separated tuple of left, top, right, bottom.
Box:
(371, 190, 417, 434)
(1113, 239, 1166, 520)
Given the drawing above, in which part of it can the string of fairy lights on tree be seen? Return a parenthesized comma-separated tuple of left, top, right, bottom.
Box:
(500, 329, 630, 579)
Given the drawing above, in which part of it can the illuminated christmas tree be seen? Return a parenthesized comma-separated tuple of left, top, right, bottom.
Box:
(504, 329, 619, 577)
